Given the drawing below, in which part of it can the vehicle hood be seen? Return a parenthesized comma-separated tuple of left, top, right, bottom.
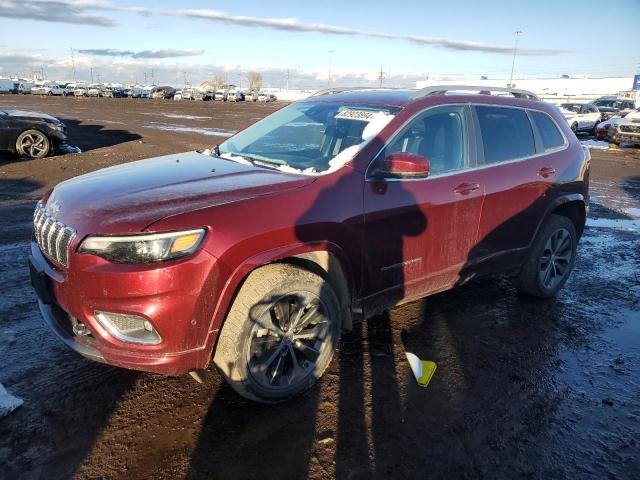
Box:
(5, 110, 60, 123)
(43, 151, 315, 235)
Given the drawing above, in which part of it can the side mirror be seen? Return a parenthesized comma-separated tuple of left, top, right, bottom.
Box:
(381, 152, 430, 178)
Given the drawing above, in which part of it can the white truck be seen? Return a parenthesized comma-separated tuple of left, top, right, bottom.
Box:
(227, 90, 244, 102)
(214, 89, 228, 101)
(31, 82, 64, 96)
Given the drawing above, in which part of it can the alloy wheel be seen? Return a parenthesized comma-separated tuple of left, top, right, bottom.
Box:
(19, 132, 48, 158)
(247, 293, 330, 390)
(538, 227, 572, 289)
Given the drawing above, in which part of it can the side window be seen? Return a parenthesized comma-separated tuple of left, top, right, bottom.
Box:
(530, 111, 565, 151)
(382, 106, 467, 175)
(476, 106, 535, 164)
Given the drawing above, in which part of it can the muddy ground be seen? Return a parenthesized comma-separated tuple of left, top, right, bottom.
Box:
(0, 95, 639, 480)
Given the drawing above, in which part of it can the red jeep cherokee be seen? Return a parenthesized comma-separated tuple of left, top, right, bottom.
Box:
(29, 86, 589, 402)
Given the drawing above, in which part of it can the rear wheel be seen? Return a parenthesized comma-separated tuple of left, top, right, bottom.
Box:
(15, 130, 50, 159)
(213, 264, 342, 403)
(516, 214, 577, 298)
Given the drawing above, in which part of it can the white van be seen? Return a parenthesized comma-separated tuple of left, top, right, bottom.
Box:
(214, 89, 228, 101)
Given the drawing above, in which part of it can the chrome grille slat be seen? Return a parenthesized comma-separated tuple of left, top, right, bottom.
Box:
(32, 202, 76, 268)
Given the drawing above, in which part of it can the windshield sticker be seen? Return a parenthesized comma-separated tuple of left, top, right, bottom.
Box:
(335, 109, 379, 121)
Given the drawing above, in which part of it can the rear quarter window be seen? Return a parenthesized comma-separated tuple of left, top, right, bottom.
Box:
(476, 106, 535, 164)
(530, 111, 565, 151)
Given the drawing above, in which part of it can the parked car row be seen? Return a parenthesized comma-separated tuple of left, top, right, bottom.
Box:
(0, 78, 280, 103)
(173, 88, 276, 102)
(559, 96, 638, 136)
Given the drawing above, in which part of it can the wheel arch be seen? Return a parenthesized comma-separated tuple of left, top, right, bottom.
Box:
(543, 193, 587, 239)
(201, 242, 356, 369)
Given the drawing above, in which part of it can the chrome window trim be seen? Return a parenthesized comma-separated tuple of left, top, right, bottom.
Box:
(365, 102, 570, 183)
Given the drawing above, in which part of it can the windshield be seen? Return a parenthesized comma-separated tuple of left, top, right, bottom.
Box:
(219, 101, 398, 175)
(562, 104, 581, 113)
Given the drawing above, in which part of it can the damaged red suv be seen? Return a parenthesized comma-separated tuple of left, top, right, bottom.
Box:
(30, 86, 589, 402)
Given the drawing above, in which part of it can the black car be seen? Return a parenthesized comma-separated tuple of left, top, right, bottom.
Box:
(0, 110, 68, 159)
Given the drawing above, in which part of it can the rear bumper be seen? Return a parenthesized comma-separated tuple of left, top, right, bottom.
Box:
(29, 240, 224, 375)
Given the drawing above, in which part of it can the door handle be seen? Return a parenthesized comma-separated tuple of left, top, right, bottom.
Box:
(537, 167, 557, 178)
(453, 182, 480, 195)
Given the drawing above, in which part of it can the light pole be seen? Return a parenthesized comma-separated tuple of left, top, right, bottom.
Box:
(328, 50, 334, 86)
(509, 30, 522, 88)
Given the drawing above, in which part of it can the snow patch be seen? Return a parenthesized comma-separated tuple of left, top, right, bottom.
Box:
(622, 207, 640, 219)
(144, 113, 212, 121)
(143, 123, 236, 137)
(0, 383, 23, 418)
(586, 217, 640, 230)
(581, 140, 610, 150)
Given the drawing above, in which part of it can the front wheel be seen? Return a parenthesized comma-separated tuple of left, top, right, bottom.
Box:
(15, 130, 50, 159)
(213, 264, 342, 403)
(516, 214, 577, 298)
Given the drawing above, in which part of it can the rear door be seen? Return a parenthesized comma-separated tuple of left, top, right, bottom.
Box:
(472, 105, 567, 267)
(363, 105, 484, 309)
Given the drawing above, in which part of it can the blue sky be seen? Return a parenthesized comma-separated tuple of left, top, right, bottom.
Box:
(1, 0, 638, 87)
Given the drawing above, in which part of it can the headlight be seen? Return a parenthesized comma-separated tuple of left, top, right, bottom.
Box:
(78, 228, 206, 264)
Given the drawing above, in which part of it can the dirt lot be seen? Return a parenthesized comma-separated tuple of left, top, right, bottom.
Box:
(0, 96, 639, 480)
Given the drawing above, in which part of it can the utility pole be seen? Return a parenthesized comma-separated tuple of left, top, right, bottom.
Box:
(286, 69, 290, 92)
(378, 67, 385, 88)
(151, 68, 154, 84)
(90, 67, 94, 83)
(328, 50, 334, 86)
(509, 30, 522, 88)
(70, 48, 76, 82)
(183, 71, 187, 87)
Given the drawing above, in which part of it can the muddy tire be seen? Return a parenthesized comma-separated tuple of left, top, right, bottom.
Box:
(516, 214, 577, 298)
(15, 130, 50, 159)
(213, 264, 341, 403)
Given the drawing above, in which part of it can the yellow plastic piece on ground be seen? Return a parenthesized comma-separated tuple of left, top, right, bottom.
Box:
(405, 352, 437, 387)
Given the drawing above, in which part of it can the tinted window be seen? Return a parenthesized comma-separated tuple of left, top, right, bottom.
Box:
(383, 106, 466, 175)
(530, 111, 565, 150)
(476, 106, 535, 163)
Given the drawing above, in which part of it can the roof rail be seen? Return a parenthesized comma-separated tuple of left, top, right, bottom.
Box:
(411, 85, 539, 101)
(309, 86, 380, 97)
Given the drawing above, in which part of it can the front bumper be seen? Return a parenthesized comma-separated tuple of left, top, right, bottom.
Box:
(609, 130, 640, 145)
(29, 240, 225, 375)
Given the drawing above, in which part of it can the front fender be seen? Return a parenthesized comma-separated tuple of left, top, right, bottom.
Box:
(200, 241, 354, 367)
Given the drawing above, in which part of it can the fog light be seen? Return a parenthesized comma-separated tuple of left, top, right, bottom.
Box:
(94, 311, 161, 345)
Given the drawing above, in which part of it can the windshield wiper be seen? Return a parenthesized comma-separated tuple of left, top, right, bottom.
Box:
(226, 152, 286, 170)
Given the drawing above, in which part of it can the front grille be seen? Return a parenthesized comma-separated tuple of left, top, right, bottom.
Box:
(33, 202, 76, 268)
(620, 125, 640, 134)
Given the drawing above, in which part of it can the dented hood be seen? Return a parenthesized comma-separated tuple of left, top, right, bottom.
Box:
(44, 151, 315, 234)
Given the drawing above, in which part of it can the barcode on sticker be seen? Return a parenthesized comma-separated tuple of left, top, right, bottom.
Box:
(335, 109, 377, 121)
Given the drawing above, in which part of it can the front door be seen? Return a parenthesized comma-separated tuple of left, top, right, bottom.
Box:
(362, 105, 484, 312)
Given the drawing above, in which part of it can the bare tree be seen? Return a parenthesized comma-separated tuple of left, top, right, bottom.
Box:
(211, 74, 225, 89)
(248, 72, 263, 91)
